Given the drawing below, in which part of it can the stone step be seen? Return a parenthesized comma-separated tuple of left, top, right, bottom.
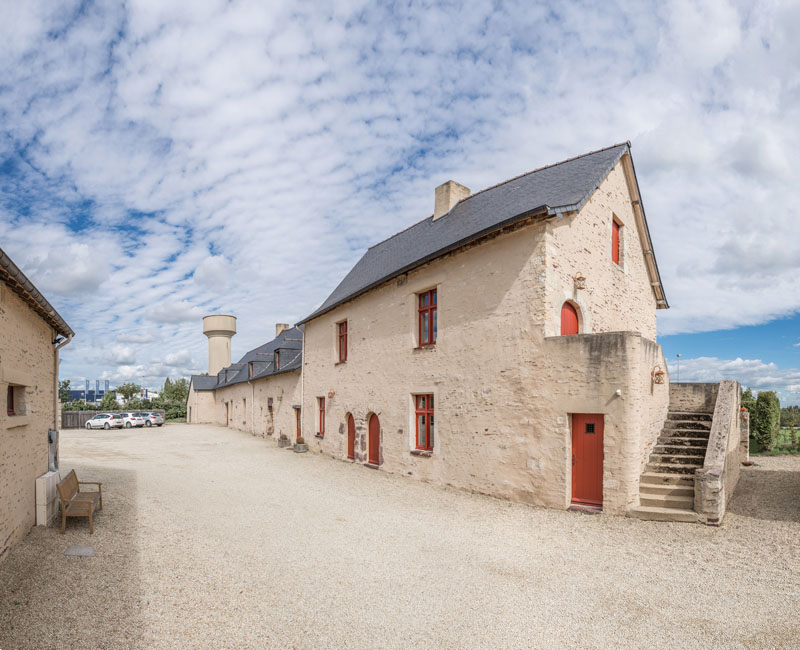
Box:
(654, 444, 708, 455)
(629, 505, 698, 523)
(660, 430, 710, 441)
(664, 420, 711, 430)
(649, 453, 705, 465)
(639, 483, 694, 497)
(658, 435, 710, 444)
(646, 462, 700, 475)
(639, 493, 695, 509)
(667, 412, 712, 422)
(640, 471, 694, 486)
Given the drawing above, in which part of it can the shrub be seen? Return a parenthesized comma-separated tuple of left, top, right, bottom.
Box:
(753, 391, 781, 451)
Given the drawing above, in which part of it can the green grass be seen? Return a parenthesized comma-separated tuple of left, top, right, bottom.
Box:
(750, 428, 800, 455)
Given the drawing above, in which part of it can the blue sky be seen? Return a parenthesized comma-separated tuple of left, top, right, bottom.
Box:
(1, 0, 799, 404)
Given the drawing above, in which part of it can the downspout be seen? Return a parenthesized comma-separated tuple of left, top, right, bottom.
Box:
(53, 333, 73, 430)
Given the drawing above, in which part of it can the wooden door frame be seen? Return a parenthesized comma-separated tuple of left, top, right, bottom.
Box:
(346, 413, 355, 460)
(367, 413, 380, 465)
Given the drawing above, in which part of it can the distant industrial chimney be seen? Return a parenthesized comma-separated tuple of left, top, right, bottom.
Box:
(275, 323, 290, 337)
(433, 180, 470, 220)
(203, 314, 237, 375)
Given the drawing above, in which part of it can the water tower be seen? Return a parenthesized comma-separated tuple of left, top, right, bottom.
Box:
(203, 314, 237, 375)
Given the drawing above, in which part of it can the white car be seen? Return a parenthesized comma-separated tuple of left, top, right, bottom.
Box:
(85, 413, 123, 429)
(140, 411, 164, 427)
(120, 412, 146, 428)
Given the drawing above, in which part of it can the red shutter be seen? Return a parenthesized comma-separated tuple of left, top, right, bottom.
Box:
(561, 302, 579, 336)
(612, 221, 620, 265)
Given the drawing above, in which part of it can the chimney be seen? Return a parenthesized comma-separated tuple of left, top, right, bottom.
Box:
(433, 180, 470, 220)
(275, 323, 290, 337)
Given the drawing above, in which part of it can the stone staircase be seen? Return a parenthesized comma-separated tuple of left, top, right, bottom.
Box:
(629, 410, 712, 523)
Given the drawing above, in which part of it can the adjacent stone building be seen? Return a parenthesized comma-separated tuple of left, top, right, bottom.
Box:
(188, 324, 303, 441)
(0, 246, 73, 562)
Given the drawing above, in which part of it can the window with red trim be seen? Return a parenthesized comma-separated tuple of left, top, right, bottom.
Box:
(318, 397, 325, 436)
(418, 289, 437, 347)
(612, 220, 620, 265)
(275, 350, 280, 370)
(248, 362, 254, 378)
(7, 386, 15, 416)
(414, 394, 434, 450)
(337, 321, 348, 362)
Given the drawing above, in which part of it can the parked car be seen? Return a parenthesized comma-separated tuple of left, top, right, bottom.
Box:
(120, 412, 146, 428)
(140, 411, 164, 427)
(85, 413, 124, 429)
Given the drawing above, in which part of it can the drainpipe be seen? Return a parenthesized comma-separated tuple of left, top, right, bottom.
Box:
(53, 333, 73, 430)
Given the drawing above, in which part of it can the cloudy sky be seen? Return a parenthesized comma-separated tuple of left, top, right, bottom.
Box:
(1, 1, 798, 403)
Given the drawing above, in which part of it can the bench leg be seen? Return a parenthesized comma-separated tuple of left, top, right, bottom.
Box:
(99, 493, 103, 511)
(89, 509, 94, 534)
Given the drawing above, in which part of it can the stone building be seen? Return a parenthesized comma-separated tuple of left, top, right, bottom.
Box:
(188, 323, 302, 440)
(297, 142, 672, 516)
(0, 246, 73, 562)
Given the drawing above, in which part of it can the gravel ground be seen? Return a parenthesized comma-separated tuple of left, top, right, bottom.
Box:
(1, 424, 799, 650)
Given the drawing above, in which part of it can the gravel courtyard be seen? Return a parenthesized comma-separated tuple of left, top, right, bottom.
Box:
(1, 424, 798, 649)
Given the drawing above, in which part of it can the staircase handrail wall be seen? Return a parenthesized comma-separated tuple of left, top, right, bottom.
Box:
(694, 380, 741, 525)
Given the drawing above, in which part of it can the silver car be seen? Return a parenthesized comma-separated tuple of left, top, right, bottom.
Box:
(85, 413, 123, 429)
(140, 411, 164, 427)
(120, 412, 146, 428)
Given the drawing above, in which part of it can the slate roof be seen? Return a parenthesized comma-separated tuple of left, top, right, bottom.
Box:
(0, 245, 74, 337)
(190, 326, 303, 391)
(300, 142, 667, 324)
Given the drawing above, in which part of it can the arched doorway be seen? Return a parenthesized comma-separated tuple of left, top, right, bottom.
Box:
(368, 413, 380, 465)
(347, 413, 356, 460)
(561, 301, 580, 336)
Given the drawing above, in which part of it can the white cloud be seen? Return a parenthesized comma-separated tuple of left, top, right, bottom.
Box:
(668, 356, 800, 404)
(0, 0, 798, 388)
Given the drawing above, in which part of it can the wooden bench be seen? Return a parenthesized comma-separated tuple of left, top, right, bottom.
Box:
(57, 470, 103, 534)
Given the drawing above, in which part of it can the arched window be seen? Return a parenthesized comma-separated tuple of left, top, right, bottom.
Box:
(561, 302, 580, 336)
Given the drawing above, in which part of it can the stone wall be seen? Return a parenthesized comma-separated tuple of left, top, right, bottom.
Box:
(0, 283, 58, 562)
(187, 386, 216, 424)
(301, 158, 667, 515)
(669, 383, 719, 413)
(694, 380, 742, 525)
(213, 371, 301, 441)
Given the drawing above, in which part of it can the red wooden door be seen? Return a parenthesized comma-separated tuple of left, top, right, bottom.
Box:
(571, 414, 604, 507)
(295, 408, 301, 441)
(347, 413, 355, 460)
(368, 414, 380, 465)
(225, 403, 229, 426)
(561, 302, 579, 335)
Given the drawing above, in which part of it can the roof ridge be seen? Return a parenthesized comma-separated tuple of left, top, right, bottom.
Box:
(466, 141, 631, 202)
(365, 141, 630, 252)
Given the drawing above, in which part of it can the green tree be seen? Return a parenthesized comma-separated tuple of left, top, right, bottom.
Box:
(98, 391, 118, 410)
(116, 382, 142, 402)
(58, 379, 71, 403)
(753, 391, 781, 451)
(741, 387, 756, 418)
(162, 378, 189, 403)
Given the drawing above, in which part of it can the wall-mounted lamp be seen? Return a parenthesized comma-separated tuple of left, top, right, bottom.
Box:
(615, 389, 622, 396)
(327, 389, 336, 399)
(574, 273, 586, 290)
(652, 366, 665, 384)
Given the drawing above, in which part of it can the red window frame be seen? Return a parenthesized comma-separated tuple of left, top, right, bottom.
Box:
(612, 220, 620, 265)
(318, 397, 325, 436)
(414, 394, 434, 451)
(7, 386, 15, 416)
(248, 362, 254, 378)
(275, 351, 280, 370)
(418, 289, 437, 347)
(337, 320, 348, 362)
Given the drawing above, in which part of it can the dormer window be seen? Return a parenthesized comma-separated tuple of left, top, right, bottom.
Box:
(249, 362, 254, 378)
(275, 351, 280, 370)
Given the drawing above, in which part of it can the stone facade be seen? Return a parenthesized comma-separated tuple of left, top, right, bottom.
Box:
(0, 282, 64, 562)
(300, 155, 669, 515)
